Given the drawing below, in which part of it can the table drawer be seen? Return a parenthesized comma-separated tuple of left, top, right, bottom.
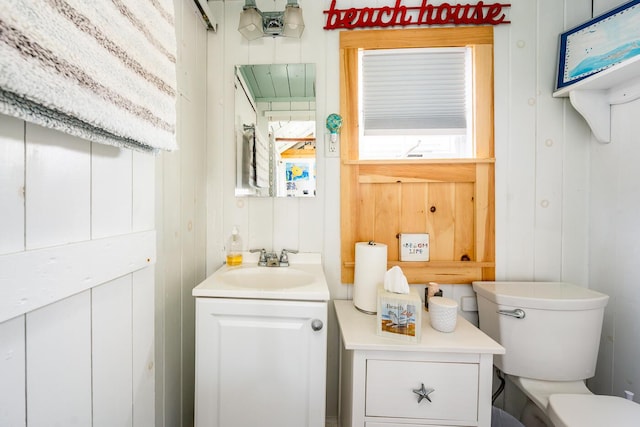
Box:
(365, 359, 478, 421)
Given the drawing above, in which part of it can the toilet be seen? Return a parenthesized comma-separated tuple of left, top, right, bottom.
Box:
(473, 281, 640, 427)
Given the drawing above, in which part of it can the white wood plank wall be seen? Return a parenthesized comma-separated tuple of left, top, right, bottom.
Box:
(588, 0, 640, 400)
(12, 0, 634, 425)
(0, 1, 207, 427)
(0, 115, 156, 427)
(154, 1, 209, 426)
(208, 0, 596, 419)
(207, 1, 351, 418)
(493, 0, 593, 284)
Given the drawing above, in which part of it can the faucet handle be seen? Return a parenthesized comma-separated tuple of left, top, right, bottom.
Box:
(250, 248, 267, 266)
(279, 249, 298, 266)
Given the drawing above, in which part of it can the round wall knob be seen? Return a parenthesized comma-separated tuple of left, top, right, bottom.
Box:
(311, 319, 323, 331)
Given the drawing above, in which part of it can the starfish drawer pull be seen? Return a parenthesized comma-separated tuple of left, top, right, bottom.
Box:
(412, 383, 435, 403)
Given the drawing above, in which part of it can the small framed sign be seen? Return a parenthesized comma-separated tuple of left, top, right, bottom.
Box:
(399, 233, 429, 261)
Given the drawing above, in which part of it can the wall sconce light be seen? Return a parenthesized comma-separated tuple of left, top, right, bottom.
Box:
(238, 0, 305, 40)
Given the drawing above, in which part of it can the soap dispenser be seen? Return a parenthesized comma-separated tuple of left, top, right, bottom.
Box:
(226, 226, 243, 266)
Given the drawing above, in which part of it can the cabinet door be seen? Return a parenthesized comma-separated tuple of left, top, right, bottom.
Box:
(195, 298, 327, 427)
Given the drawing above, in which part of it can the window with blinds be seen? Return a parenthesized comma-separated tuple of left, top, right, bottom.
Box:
(358, 47, 473, 159)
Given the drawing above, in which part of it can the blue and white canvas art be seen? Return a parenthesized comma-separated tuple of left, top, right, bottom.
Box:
(557, 0, 640, 89)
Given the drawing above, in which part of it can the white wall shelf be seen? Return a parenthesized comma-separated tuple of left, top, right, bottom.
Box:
(553, 56, 640, 143)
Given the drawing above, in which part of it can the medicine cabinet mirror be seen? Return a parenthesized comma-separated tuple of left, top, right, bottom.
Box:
(234, 63, 316, 197)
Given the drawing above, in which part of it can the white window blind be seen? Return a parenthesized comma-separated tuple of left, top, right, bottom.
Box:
(360, 48, 469, 135)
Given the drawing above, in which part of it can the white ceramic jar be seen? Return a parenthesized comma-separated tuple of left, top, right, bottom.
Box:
(429, 296, 458, 332)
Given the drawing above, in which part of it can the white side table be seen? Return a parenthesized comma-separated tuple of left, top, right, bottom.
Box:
(335, 300, 504, 427)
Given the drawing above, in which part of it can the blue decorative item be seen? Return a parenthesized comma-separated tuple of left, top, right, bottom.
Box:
(326, 113, 343, 142)
(556, 0, 640, 90)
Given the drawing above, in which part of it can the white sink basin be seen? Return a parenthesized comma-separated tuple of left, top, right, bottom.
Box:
(218, 267, 315, 289)
(192, 252, 330, 301)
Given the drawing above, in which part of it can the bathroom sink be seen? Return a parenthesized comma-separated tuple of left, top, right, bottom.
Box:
(218, 266, 315, 289)
(192, 252, 330, 301)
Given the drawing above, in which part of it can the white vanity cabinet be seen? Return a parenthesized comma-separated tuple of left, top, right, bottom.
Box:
(335, 300, 504, 427)
(195, 297, 327, 427)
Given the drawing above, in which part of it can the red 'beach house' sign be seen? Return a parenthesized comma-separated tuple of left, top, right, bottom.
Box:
(323, 0, 511, 30)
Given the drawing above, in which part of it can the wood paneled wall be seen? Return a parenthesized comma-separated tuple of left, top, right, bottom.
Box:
(210, 0, 599, 419)
(0, 2, 208, 427)
(155, 1, 209, 426)
(339, 28, 496, 284)
(0, 115, 156, 427)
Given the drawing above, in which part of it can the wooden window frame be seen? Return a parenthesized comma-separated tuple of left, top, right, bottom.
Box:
(340, 27, 495, 284)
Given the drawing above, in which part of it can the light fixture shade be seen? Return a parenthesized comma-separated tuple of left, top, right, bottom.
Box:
(238, 7, 263, 40)
(283, 6, 304, 38)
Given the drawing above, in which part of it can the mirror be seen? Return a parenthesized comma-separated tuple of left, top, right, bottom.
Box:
(234, 63, 316, 197)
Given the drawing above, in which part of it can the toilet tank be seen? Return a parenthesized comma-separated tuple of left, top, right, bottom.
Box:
(472, 281, 609, 381)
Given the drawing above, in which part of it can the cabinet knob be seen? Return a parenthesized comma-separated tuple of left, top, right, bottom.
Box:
(413, 383, 435, 403)
(311, 319, 323, 331)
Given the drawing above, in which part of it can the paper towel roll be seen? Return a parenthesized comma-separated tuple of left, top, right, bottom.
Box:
(353, 241, 387, 314)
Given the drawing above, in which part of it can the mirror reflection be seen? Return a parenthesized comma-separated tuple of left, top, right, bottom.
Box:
(234, 63, 316, 197)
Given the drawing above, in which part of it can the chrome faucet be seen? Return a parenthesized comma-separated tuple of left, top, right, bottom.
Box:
(279, 249, 298, 267)
(265, 251, 280, 267)
(249, 248, 268, 266)
(249, 248, 299, 267)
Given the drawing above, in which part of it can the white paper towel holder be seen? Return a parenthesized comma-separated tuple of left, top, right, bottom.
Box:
(353, 240, 387, 315)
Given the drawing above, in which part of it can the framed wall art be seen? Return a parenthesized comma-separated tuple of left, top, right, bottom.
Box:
(556, 0, 640, 90)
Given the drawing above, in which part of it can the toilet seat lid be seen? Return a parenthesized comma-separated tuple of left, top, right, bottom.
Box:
(548, 394, 640, 427)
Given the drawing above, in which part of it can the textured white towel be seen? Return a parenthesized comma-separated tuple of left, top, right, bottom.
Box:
(0, 0, 177, 152)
